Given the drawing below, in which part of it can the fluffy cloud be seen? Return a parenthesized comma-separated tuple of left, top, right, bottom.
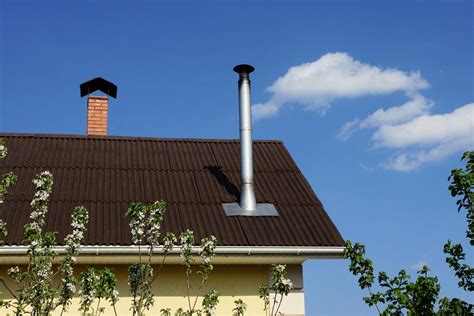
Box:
(373, 103, 474, 149)
(254, 52, 473, 171)
(337, 94, 472, 172)
(253, 52, 429, 120)
(375, 103, 474, 171)
(338, 94, 434, 141)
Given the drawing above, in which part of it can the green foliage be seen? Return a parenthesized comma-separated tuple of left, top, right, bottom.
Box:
(443, 240, 473, 292)
(0, 139, 18, 246)
(345, 240, 473, 314)
(179, 230, 218, 314)
(439, 297, 474, 314)
(259, 264, 293, 316)
(345, 151, 474, 315)
(0, 172, 17, 207)
(444, 151, 474, 295)
(128, 263, 154, 314)
(201, 290, 219, 315)
(0, 139, 18, 217)
(79, 267, 119, 315)
(96, 268, 119, 307)
(160, 308, 172, 316)
(196, 235, 217, 285)
(258, 283, 270, 311)
(0, 158, 90, 315)
(125, 200, 169, 315)
(174, 308, 185, 316)
(79, 267, 96, 314)
(258, 283, 269, 312)
(125, 202, 219, 316)
(180, 229, 196, 270)
(345, 241, 453, 314)
(233, 298, 247, 315)
(448, 151, 474, 245)
(407, 266, 441, 312)
(58, 206, 90, 313)
(344, 241, 375, 290)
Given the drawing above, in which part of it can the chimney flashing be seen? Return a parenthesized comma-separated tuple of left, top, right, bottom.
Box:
(223, 202, 278, 217)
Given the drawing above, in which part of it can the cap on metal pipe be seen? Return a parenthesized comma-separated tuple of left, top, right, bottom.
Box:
(233, 64, 255, 74)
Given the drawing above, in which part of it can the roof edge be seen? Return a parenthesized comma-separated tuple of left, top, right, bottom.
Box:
(0, 245, 345, 257)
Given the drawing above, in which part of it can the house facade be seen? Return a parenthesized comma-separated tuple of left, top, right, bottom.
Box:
(0, 69, 344, 315)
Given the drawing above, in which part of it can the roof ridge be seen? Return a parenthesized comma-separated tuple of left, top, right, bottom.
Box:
(0, 132, 283, 143)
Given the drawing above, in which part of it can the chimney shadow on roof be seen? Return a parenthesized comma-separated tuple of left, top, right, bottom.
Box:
(204, 165, 240, 201)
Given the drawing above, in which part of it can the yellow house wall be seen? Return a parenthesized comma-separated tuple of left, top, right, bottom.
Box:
(0, 264, 304, 315)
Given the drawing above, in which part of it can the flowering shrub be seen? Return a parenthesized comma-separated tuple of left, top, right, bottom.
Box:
(201, 290, 219, 315)
(0, 139, 17, 245)
(198, 236, 217, 284)
(0, 139, 7, 159)
(163, 232, 177, 253)
(0, 168, 89, 315)
(0, 172, 16, 206)
(79, 267, 96, 314)
(125, 200, 175, 315)
(233, 299, 247, 316)
(14, 171, 56, 314)
(126, 201, 221, 315)
(258, 264, 293, 316)
(178, 230, 217, 315)
(58, 206, 89, 314)
(79, 267, 119, 315)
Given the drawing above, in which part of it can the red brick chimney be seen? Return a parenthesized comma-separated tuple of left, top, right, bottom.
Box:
(87, 96, 108, 136)
(80, 77, 117, 136)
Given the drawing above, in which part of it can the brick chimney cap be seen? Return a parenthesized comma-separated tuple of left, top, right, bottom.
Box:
(80, 77, 117, 99)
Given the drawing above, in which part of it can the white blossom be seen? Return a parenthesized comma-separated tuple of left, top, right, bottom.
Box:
(0, 143, 7, 158)
(281, 278, 293, 289)
(163, 232, 177, 252)
(274, 264, 286, 273)
(111, 289, 119, 304)
(65, 282, 76, 293)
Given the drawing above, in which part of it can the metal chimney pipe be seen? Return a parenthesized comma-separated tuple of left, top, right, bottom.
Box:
(234, 64, 257, 211)
(222, 65, 278, 217)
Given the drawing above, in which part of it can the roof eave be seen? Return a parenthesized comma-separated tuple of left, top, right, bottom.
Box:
(0, 245, 345, 265)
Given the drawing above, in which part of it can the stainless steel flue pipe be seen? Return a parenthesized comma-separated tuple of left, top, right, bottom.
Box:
(222, 65, 277, 216)
(233, 64, 257, 211)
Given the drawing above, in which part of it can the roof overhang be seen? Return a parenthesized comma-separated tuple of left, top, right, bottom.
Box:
(0, 245, 345, 265)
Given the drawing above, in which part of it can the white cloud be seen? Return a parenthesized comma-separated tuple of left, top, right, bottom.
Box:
(360, 95, 433, 129)
(253, 52, 429, 120)
(338, 119, 361, 141)
(376, 103, 474, 171)
(372, 103, 474, 149)
(253, 52, 472, 171)
(338, 94, 434, 141)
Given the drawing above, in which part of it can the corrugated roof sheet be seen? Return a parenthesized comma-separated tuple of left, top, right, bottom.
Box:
(0, 133, 344, 247)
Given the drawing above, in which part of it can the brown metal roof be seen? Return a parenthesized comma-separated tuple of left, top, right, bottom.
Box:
(0, 133, 344, 247)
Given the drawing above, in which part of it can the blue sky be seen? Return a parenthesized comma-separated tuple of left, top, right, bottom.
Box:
(1, 0, 472, 314)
